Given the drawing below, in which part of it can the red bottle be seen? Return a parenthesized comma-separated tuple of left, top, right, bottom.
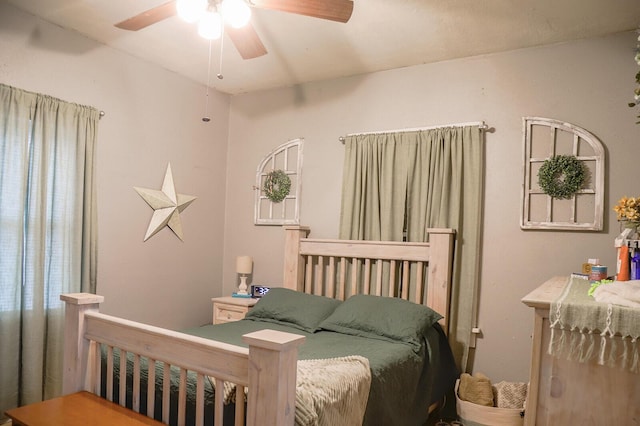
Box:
(617, 243, 630, 281)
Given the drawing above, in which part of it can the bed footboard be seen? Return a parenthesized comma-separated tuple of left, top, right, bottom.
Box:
(61, 293, 305, 426)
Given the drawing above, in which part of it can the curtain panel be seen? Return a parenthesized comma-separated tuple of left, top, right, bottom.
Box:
(0, 83, 99, 418)
(339, 126, 484, 371)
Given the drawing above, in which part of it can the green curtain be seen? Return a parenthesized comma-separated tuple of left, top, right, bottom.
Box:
(339, 126, 484, 371)
(0, 83, 99, 418)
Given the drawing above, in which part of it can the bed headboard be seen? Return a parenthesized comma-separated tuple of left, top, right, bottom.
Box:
(282, 226, 455, 333)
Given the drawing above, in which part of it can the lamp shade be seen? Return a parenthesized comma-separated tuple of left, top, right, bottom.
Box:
(236, 256, 253, 274)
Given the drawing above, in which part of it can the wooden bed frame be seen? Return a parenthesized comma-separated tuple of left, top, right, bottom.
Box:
(61, 226, 455, 426)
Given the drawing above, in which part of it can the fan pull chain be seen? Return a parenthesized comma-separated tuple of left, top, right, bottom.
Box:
(202, 39, 213, 122)
(217, 25, 225, 80)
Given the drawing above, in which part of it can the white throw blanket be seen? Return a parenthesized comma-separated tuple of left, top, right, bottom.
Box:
(295, 356, 371, 426)
(217, 355, 371, 426)
(593, 280, 640, 308)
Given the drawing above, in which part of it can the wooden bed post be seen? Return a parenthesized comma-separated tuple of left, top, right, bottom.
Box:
(426, 228, 455, 333)
(283, 226, 310, 291)
(242, 329, 306, 426)
(60, 293, 104, 395)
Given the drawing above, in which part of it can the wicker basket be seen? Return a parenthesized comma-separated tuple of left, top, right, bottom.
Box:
(455, 380, 525, 426)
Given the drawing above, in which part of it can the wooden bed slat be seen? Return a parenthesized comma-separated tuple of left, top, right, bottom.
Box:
(93, 342, 101, 395)
(162, 363, 170, 423)
(178, 369, 187, 426)
(401, 260, 410, 299)
(195, 374, 204, 426)
(119, 349, 127, 407)
(339, 257, 347, 299)
(234, 385, 245, 426)
(214, 378, 224, 426)
(147, 358, 156, 418)
(415, 262, 424, 304)
(373, 259, 383, 296)
(106, 346, 114, 402)
(350, 258, 358, 297)
(363, 258, 371, 294)
(389, 260, 397, 297)
(328, 257, 336, 298)
(318, 256, 326, 296)
(132, 354, 140, 411)
(305, 257, 313, 294)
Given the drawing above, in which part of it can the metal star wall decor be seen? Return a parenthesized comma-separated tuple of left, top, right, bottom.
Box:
(134, 163, 197, 242)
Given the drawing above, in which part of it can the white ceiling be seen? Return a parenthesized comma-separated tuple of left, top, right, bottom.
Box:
(7, 0, 640, 95)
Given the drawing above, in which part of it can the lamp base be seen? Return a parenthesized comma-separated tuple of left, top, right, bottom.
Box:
(237, 275, 249, 295)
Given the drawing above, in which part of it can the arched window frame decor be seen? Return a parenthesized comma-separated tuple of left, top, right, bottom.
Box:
(521, 117, 605, 230)
(254, 138, 304, 226)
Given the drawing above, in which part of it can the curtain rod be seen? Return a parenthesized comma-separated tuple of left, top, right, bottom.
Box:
(338, 121, 489, 142)
(99, 111, 105, 119)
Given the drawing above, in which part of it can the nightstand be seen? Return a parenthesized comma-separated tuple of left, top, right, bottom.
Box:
(211, 296, 258, 324)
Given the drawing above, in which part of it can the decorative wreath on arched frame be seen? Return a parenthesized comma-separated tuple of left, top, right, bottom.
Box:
(263, 169, 291, 203)
(537, 155, 586, 199)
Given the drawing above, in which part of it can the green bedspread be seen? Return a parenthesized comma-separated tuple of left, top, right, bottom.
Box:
(183, 319, 457, 426)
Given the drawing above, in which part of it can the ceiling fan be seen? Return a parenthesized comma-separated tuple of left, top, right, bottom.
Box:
(114, 0, 354, 60)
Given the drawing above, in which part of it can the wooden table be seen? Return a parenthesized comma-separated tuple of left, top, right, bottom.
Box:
(5, 391, 164, 426)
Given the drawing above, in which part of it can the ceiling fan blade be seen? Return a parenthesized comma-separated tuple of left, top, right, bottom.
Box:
(115, 1, 177, 31)
(250, 0, 354, 23)
(226, 22, 268, 59)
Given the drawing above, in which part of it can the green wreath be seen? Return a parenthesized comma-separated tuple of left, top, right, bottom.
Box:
(537, 155, 586, 199)
(263, 170, 291, 203)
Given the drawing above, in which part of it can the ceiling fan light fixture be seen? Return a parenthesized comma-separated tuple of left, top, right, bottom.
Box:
(177, 0, 207, 23)
(114, 0, 353, 60)
(220, 0, 252, 28)
(198, 10, 223, 40)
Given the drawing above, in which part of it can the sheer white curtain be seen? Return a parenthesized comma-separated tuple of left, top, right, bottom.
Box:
(0, 83, 99, 418)
(339, 126, 484, 371)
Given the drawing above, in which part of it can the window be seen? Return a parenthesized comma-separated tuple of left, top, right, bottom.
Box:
(0, 83, 99, 411)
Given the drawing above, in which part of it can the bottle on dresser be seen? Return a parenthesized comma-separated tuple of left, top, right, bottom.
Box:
(631, 241, 640, 280)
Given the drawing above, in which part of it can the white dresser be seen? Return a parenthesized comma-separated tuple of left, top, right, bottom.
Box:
(521, 276, 640, 425)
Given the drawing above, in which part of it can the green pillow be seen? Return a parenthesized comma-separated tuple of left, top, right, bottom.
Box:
(244, 288, 342, 333)
(318, 294, 443, 351)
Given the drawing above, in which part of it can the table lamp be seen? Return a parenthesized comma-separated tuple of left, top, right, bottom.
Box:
(236, 255, 253, 295)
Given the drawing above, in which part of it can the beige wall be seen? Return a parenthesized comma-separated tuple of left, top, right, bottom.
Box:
(3, 1, 639, 383)
(1, 3, 230, 330)
(224, 31, 640, 381)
